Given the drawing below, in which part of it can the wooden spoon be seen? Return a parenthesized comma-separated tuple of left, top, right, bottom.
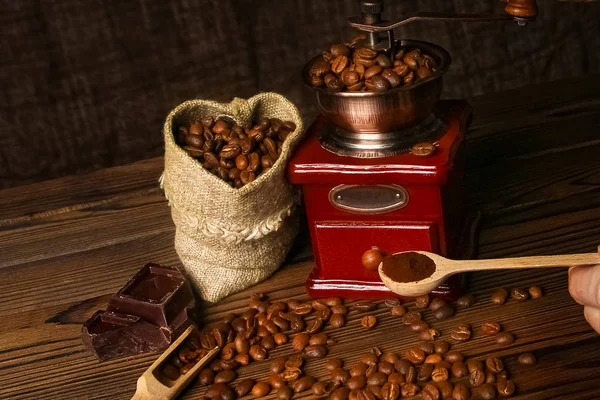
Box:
(379, 251, 600, 297)
(131, 325, 219, 400)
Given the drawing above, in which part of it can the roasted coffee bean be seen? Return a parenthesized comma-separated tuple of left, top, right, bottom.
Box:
(364, 65, 383, 79)
(324, 358, 344, 372)
(456, 293, 475, 307)
(402, 311, 421, 325)
(234, 335, 249, 354)
(347, 376, 367, 390)
(219, 359, 240, 371)
(476, 383, 496, 400)
(316, 307, 332, 321)
(309, 332, 328, 346)
(331, 304, 349, 315)
(235, 154, 248, 170)
(257, 326, 270, 337)
(310, 59, 331, 78)
(529, 286, 543, 299)
(227, 167, 241, 181)
(234, 352, 249, 365)
(214, 370, 237, 384)
(330, 367, 350, 384)
(247, 152, 261, 172)
(434, 340, 450, 354)
(239, 170, 255, 185)
(485, 370, 496, 384)
(421, 383, 440, 400)
(361, 352, 379, 366)
(433, 303, 455, 320)
(261, 335, 275, 350)
(249, 345, 267, 361)
(332, 55, 350, 74)
(393, 359, 411, 375)
(361, 315, 377, 329)
(289, 315, 305, 333)
(252, 382, 271, 398)
(273, 333, 288, 345)
(330, 43, 351, 57)
(496, 370, 509, 381)
(365, 364, 377, 377)
(293, 376, 315, 393)
(330, 313, 346, 328)
(444, 351, 465, 363)
(405, 347, 426, 365)
(491, 288, 509, 305)
(470, 369, 485, 388)
(220, 343, 237, 360)
(270, 357, 286, 374)
(452, 383, 470, 400)
(331, 387, 351, 400)
(348, 389, 365, 400)
(451, 361, 468, 378)
(277, 386, 294, 400)
(497, 379, 516, 397)
(417, 363, 434, 381)
(427, 298, 445, 312)
(350, 362, 369, 377)
(278, 369, 302, 383)
(481, 321, 501, 336)
(467, 359, 483, 373)
(401, 383, 420, 397)
(416, 65, 433, 80)
(369, 75, 390, 92)
(239, 137, 254, 154)
(419, 329, 440, 341)
(450, 323, 471, 341)
(486, 357, 504, 373)
(425, 354, 443, 364)
(518, 352, 536, 365)
(272, 315, 290, 331)
(390, 305, 406, 316)
(384, 298, 402, 307)
(354, 300, 377, 311)
(292, 333, 309, 351)
(511, 287, 529, 301)
(312, 380, 337, 397)
(381, 382, 400, 400)
(435, 381, 453, 399)
(410, 320, 429, 333)
(305, 344, 328, 358)
(418, 342, 435, 355)
(306, 319, 324, 335)
(378, 361, 395, 375)
(219, 144, 241, 159)
(381, 352, 399, 365)
(415, 294, 431, 308)
(367, 372, 387, 386)
(387, 372, 405, 385)
(341, 70, 361, 87)
(405, 366, 416, 383)
(495, 332, 515, 346)
(171, 355, 184, 369)
(234, 378, 255, 397)
(403, 71, 415, 85)
(285, 355, 303, 369)
(431, 366, 449, 383)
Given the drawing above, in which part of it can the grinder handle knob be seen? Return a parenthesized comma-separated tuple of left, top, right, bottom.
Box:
(505, 0, 538, 18)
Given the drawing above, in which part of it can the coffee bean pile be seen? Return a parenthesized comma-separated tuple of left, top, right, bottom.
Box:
(175, 117, 296, 188)
(308, 43, 439, 92)
(160, 284, 543, 399)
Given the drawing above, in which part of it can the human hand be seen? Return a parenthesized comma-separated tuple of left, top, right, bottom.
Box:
(568, 248, 600, 333)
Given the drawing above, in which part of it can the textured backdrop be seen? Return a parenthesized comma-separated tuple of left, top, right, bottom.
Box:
(1, 0, 599, 188)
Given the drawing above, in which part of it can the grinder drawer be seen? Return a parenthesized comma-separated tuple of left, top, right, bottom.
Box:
(313, 221, 439, 282)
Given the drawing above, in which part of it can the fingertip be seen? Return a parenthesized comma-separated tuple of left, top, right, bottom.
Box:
(584, 306, 600, 334)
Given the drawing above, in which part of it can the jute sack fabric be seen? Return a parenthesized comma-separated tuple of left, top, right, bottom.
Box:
(161, 93, 303, 302)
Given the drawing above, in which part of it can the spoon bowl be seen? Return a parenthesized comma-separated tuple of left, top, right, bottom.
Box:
(379, 250, 600, 297)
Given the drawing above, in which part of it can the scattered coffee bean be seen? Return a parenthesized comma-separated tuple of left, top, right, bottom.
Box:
(518, 352, 537, 365)
(367, 372, 388, 386)
(425, 354, 443, 364)
(380, 382, 400, 400)
(270, 357, 286, 374)
(305, 344, 328, 358)
(361, 352, 379, 366)
(485, 370, 496, 384)
(495, 332, 515, 346)
(421, 383, 440, 400)
(419, 329, 441, 341)
(331, 367, 351, 384)
(361, 315, 377, 329)
(444, 351, 465, 363)
(452, 382, 470, 400)
(330, 313, 346, 328)
(309, 332, 328, 346)
(354, 300, 377, 312)
(491, 288, 509, 305)
(433, 303, 455, 320)
(331, 387, 351, 400)
(486, 357, 504, 373)
(416, 294, 431, 309)
(214, 370, 236, 384)
(436, 381, 454, 399)
(418, 342, 435, 355)
(481, 321, 502, 336)
(350, 362, 369, 377)
(450, 323, 471, 341)
(466, 358, 483, 374)
(274, 333, 288, 345)
(511, 287, 529, 301)
(405, 347, 426, 365)
(390, 305, 406, 317)
(252, 382, 271, 398)
(234, 378, 254, 397)
(411, 321, 430, 333)
(292, 333, 310, 351)
(476, 383, 497, 400)
(451, 361, 469, 378)
(429, 298, 447, 311)
(402, 311, 422, 325)
(456, 293, 475, 307)
(347, 376, 367, 390)
(325, 358, 344, 371)
(198, 368, 215, 385)
(249, 345, 268, 361)
(401, 383, 420, 397)
(497, 379, 516, 397)
(529, 286, 543, 299)
(277, 386, 294, 400)
(434, 340, 450, 354)
(417, 363, 434, 382)
(470, 369, 485, 388)
(293, 376, 315, 393)
(388, 372, 405, 385)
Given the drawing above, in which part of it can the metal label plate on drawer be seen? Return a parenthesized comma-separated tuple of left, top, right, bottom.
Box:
(329, 184, 409, 214)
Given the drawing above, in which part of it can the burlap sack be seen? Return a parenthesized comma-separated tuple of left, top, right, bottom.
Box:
(160, 93, 304, 302)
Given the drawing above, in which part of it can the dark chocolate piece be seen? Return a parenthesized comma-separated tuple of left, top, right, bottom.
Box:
(82, 310, 170, 362)
(82, 263, 196, 362)
(109, 263, 195, 327)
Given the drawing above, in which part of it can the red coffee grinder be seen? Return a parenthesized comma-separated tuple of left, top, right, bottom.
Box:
(288, 0, 538, 299)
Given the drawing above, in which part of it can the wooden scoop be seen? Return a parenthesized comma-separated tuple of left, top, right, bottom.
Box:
(379, 251, 600, 297)
(131, 326, 219, 400)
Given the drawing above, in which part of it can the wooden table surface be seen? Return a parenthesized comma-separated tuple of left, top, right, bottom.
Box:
(2, 76, 600, 400)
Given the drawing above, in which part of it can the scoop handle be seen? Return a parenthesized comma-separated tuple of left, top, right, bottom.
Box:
(454, 253, 600, 273)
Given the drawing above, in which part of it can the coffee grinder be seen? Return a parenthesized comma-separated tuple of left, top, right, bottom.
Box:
(288, 0, 538, 299)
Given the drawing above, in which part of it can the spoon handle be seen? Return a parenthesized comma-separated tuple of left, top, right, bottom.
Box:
(455, 253, 600, 273)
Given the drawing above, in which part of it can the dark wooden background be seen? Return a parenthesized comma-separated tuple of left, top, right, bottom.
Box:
(1, 0, 600, 189)
(1, 76, 600, 399)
